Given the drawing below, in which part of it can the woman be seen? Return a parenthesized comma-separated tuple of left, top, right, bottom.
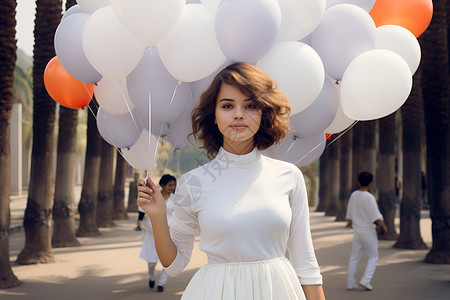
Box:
(138, 174, 176, 293)
(137, 63, 325, 299)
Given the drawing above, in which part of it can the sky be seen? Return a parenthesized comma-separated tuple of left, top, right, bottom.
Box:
(16, 0, 68, 57)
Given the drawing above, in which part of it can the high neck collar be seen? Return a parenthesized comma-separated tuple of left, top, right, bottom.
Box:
(215, 147, 261, 167)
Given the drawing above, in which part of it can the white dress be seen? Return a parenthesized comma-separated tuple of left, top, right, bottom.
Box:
(165, 147, 322, 299)
(139, 196, 174, 263)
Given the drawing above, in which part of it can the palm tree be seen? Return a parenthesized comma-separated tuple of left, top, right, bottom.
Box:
(316, 149, 329, 212)
(325, 137, 339, 216)
(51, 0, 80, 248)
(361, 120, 377, 194)
(394, 71, 427, 249)
(420, 0, 450, 263)
(377, 113, 398, 240)
(17, 0, 62, 265)
(77, 100, 101, 237)
(96, 139, 116, 227)
(113, 154, 128, 220)
(351, 123, 364, 190)
(0, 0, 21, 289)
(336, 130, 352, 221)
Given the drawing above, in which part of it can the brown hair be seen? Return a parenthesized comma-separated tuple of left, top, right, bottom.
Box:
(190, 62, 291, 159)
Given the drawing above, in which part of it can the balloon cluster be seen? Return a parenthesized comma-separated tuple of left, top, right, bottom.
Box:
(44, 0, 432, 170)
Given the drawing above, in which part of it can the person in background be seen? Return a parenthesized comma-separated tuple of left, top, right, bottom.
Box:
(346, 172, 388, 291)
(139, 174, 176, 293)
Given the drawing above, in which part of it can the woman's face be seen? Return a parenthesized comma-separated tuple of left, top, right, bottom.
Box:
(162, 180, 176, 195)
(215, 83, 262, 147)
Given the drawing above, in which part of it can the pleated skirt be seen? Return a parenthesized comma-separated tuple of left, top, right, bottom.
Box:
(181, 257, 306, 300)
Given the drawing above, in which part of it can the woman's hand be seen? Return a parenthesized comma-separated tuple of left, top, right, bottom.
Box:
(137, 177, 167, 222)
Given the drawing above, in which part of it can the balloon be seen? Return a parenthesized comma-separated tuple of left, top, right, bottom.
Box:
(95, 77, 135, 115)
(121, 130, 160, 171)
(82, 6, 146, 79)
(62, 5, 84, 21)
(201, 0, 220, 11)
(375, 25, 421, 75)
(215, 0, 281, 63)
(276, 0, 325, 42)
(136, 110, 171, 137)
(324, 94, 355, 134)
(369, 0, 433, 38)
(76, 0, 110, 14)
(310, 4, 376, 80)
(340, 49, 412, 121)
(165, 103, 195, 150)
(326, 0, 375, 12)
(44, 56, 94, 109)
(127, 48, 193, 124)
(256, 41, 325, 114)
(289, 77, 339, 138)
(110, 0, 185, 45)
(97, 108, 143, 148)
(54, 13, 102, 84)
(263, 132, 326, 167)
(158, 4, 226, 82)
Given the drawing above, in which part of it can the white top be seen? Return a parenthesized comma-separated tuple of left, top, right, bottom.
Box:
(165, 147, 322, 285)
(346, 190, 383, 232)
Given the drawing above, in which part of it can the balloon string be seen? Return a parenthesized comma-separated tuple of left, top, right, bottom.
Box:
(325, 120, 358, 148)
(120, 83, 141, 136)
(148, 47, 153, 150)
(285, 136, 297, 155)
(82, 83, 94, 103)
(293, 136, 327, 166)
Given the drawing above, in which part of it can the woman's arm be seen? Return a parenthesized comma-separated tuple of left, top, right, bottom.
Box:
(302, 285, 325, 300)
(137, 177, 177, 267)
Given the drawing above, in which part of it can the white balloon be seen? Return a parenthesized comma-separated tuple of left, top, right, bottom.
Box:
(326, 0, 375, 12)
(257, 41, 325, 114)
(82, 6, 146, 79)
(263, 132, 326, 167)
(310, 4, 376, 80)
(375, 25, 421, 75)
(289, 77, 339, 138)
(201, 0, 221, 10)
(158, 4, 226, 82)
(276, 0, 326, 42)
(95, 77, 134, 115)
(340, 49, 413, 121)
(110, 0, 185, 45)
(76, 0, 110, 14)
(324, 93, 355, 134)
(97, 108, 143, 148)
(165, 103, 195, 150)
(121, 130, 160, 171)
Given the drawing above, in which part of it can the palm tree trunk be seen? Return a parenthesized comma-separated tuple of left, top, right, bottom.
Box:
(394, 70, 427, 250)
(336, 130, 352, 221)
(97, 139, 116, 227)
(113, 154, 128, 220)
(17, 0, 62, 265)
(420, 0, 450, 263)
(51, 0, 80, 249)
(325, 137, 339, 216)
(316, 149, 329, 212)
(126, 171, 139, 212)
(52, 106, 81, 247)
(361, 120, 377, 195)
(351, 123, 364, 190)
(377, 113, 398, 240)
(77, 100, 101, 237)
(0, 0, 21, 288)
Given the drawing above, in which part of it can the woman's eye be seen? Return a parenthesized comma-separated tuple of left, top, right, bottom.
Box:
(246, 104, 257, 109)
(222, 104, 232, 109)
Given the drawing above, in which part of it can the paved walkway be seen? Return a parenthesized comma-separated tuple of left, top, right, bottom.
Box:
(3, 188, 450, 299)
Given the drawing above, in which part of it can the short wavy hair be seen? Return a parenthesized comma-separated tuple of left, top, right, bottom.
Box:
(190, 62, 291, 159)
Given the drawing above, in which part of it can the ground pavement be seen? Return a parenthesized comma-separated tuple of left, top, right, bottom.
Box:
(3, 189, 450, 299)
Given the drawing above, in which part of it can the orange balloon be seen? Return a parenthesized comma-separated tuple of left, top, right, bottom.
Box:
(44, 56, 94, 109)
(369, 0, 433, 38)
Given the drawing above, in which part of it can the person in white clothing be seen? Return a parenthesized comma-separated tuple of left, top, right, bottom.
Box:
(139, 174, 176, 293)
(346, 172, 388, 291)
(137, 63, 325, 300)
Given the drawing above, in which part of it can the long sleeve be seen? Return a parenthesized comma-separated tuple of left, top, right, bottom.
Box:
(287, 166, 323, 285)
(164, 175, 200, 277)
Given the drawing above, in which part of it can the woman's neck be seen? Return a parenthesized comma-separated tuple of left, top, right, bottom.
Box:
(222, 139, 254, 155)
(161, 190, 170, 200)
